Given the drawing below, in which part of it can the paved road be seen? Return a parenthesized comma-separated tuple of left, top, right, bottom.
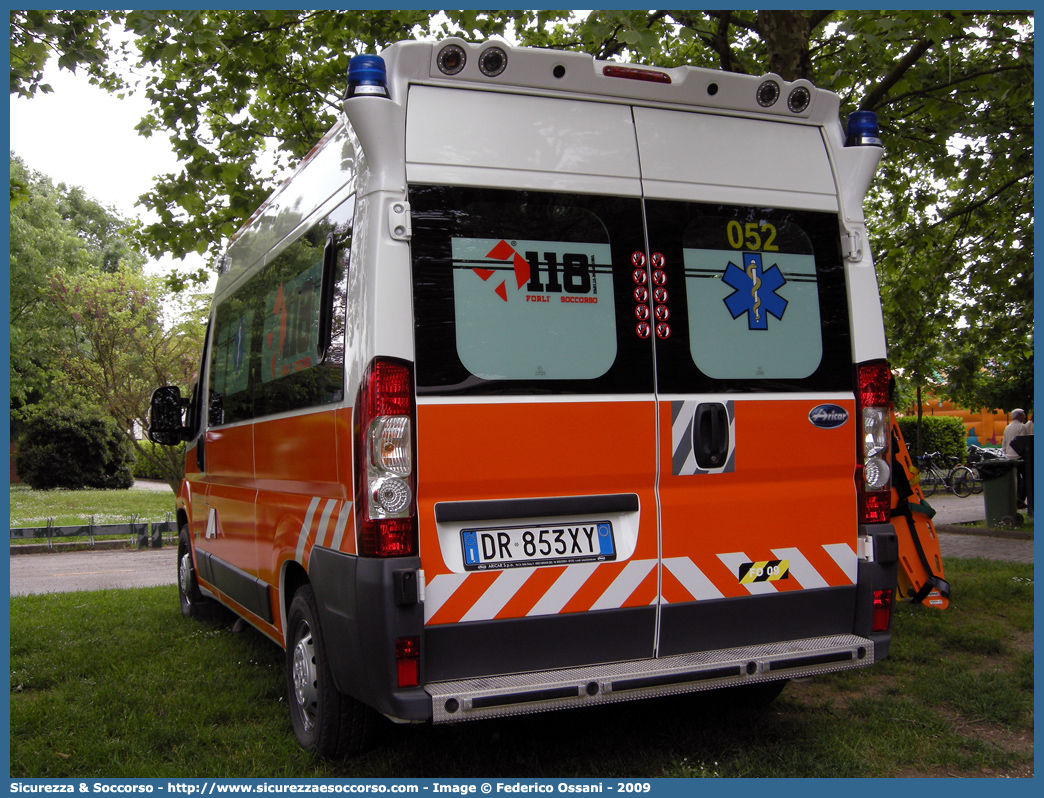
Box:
(9, 547, 177, 596)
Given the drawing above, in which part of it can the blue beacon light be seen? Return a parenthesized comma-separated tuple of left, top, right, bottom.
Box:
(845, 110, 882, 147)
(347, 55, 390, 98)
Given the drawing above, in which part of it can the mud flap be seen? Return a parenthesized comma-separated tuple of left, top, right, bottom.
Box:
(890, 414, 950, 609)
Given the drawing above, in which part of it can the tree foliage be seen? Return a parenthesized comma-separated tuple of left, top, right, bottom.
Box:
(45, 266, 208, 492)
(10, 9, 1033, 412)
(9, 155, 146, 410)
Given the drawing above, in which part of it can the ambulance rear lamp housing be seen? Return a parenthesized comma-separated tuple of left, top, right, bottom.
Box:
(478, 46, 508, 77)
(856, 360, 893, 524)
(437, 44, 466, 75)
(355, 358, 418, 557)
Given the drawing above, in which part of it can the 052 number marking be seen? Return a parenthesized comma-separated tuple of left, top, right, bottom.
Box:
(726, 220, 778, 252)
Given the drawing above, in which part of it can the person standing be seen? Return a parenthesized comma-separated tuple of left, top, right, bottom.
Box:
(1002, 409, 1030, 508)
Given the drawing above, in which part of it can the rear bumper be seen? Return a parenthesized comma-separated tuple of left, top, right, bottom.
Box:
(427, 633, 874, 723)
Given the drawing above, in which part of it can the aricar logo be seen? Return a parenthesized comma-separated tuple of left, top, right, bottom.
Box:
(808, 404, 849, 429)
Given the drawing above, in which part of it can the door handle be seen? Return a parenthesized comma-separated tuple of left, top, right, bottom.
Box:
(693, 402, 730, 469)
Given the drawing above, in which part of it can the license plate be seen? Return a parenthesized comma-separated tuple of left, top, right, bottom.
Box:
(461, 521, 616, 571)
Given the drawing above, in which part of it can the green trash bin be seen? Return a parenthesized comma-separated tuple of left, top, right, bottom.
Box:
(978, 459, 1020, 527)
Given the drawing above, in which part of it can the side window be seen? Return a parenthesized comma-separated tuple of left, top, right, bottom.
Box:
(209, 294, 257, 426)
(254, 194, 354, 417)
(207, 194, 355, 426)
(409, 185, 652, 396)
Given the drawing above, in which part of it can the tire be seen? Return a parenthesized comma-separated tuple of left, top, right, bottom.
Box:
(177, 526, 220, 621)
(950, 466, 974, 498)
(285, 584, 376, 758)
(969, 468, 984, 495)
(920, 466, 939, 497)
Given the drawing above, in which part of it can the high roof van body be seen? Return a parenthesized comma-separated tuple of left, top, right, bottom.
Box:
(149, 39, 899, 756)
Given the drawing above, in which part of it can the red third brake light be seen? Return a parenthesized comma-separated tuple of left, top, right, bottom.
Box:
(602, 65, 672, 84)
(355, 358, 417, 557)
(856, 360, 892, 524)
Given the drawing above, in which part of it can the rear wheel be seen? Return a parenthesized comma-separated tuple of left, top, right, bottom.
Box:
(968, 467, 984, 495)
(285, 584, 376, 758)
(950, 466, 974, 498)
(177, 526, 220, 621)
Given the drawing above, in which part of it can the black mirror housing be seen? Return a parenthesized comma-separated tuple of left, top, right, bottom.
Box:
(148, 385, 189, 445)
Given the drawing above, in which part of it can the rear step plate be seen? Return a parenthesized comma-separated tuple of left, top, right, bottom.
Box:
(427, 634, 873, 722)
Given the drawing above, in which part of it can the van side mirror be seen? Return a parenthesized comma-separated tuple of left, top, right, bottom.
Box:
(148, 385, 190, 445)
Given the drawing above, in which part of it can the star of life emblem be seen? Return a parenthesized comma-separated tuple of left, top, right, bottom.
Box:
(722, 252, 788, 330)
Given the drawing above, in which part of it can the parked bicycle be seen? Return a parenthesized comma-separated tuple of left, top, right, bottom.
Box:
(915, 451, 976, 498)
(965, 445, 1004, 495)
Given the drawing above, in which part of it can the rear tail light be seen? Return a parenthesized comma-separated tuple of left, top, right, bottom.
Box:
(872, 589, 893, 632)
(355, 358, 417, 556)
(395, 636, 420, 688)
(856, 360, 892, 524)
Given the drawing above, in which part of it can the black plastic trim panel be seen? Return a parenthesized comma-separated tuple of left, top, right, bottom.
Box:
(657, 586, 857, 657)
(425, 605, 655, 682)
(435, 493, 640, 524)
(196, 550, 273, 624)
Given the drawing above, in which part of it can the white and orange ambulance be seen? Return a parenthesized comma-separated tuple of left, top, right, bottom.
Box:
(149, 38, 900, 756)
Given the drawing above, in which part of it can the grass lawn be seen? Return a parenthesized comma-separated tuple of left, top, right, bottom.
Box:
(9, 485, 176, 528)
(9, 557, 1033, 778)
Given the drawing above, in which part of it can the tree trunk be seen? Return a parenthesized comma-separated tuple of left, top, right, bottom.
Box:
(757, 10, 814, 82)
(916, 384, 924, 457)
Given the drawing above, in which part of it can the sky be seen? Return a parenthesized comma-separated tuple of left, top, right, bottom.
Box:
(9, 56, 210, 282)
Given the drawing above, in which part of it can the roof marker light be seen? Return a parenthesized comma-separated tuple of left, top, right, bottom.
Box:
(846, 111, 882, 147)
(603, 65, 671, 84)
(347, 55, 389, 99)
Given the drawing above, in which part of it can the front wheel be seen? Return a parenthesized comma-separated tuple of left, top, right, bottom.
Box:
(285, 585, 376, 758)
(950, 466, 974, 498)
(177, 526, 220, 621)
(920, 466, 939, 497)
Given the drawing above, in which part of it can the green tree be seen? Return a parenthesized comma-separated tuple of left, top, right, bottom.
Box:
(11, 10, 1032, 415)
(45, 266, 207, 492)
(9, 155, 146, 412)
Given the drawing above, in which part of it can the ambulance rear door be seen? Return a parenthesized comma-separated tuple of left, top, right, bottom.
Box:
(406, 87, 660, 682)
(635, 108, 862, 656)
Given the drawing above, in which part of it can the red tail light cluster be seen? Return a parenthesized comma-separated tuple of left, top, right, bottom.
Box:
(856, 360, 892, 524)
(355, 358, 417, 556)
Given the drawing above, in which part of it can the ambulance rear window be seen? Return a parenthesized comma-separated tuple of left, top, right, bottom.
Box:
(645, 200, 852, 393)
(409, 185, 653, 396)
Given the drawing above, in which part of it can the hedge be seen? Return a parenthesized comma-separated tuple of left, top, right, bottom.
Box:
(16, 407, 135, 490)
(897, 415, 967, 463)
